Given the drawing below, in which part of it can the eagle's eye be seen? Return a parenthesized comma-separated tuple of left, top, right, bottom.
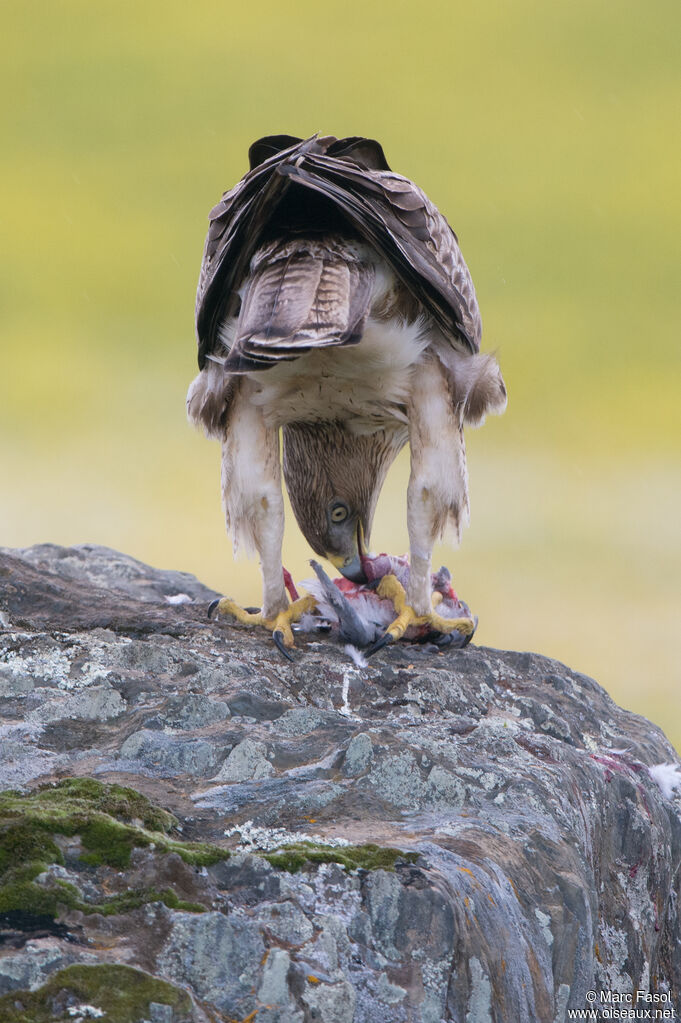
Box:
(330, 502, 350, 524)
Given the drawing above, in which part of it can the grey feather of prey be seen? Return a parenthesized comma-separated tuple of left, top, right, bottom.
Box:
(308, 560, 378, 647)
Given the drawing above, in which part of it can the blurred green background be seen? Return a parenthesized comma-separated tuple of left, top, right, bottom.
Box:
(2, 1, 679, 745)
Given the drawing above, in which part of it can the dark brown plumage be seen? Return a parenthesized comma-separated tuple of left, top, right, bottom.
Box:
(195, 134, 481, 371)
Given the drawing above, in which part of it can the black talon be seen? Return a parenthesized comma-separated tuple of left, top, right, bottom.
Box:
(244, 606, 261, 614)
(430, 631, 454, 648)
(273, 630, 295, 662)
(366, 632, 396, 658)
(460, 616, 478, 647)
(441, 619, 477, 649)
(207, 598, 221, 619)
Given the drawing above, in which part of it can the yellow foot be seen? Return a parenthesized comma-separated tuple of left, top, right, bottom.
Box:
(208, 594, 317, 661)
(368, 575, 476, 656)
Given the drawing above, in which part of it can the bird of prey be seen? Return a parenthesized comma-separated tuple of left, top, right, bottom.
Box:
(187, 134, 506, 656)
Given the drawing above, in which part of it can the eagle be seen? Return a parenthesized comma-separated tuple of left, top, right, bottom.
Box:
(187, 134, 507, 656)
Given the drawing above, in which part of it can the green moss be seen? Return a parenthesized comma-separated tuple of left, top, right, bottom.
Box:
(78, 815, 153, 868)
(263, 841, 419, 874)
(0, 777, 225, 868)
(0, 778, 175, 838)
(0, 818, 63, 877)
(0, 868, 206, 919)
(35, 777, 177, 833)
(0, 963, 193, 1023)
(0, 778, 225, 922)
(82, 886, 207, 916)
(0, 875, 82, 918)
(1, 778, 417, 930)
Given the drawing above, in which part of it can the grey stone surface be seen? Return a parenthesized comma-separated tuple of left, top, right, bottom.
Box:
(211, 737, 274, 781)
(0, 944, 97, 996)
(0, 542, 219, 604)
(118, 729, 221, 777)
(256, 899, 315, 944)
(1, 542, 681, 1021)
(273, 706, 336, 736)
(257, 948, 304, 1023)
(158, 908, 265, 1013)
(342, 731, 374, 776)
(163, 693, 231, 730)
(148, 1005, 174, 1023)
(0, 736, 68, 788)
(29, 683, 126, 724)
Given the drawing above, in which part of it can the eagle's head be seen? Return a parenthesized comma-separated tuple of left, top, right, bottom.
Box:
(282, 421, 405, 583)
(317, 499, 368, 583)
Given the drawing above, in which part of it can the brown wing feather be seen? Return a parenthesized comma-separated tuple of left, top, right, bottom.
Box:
(284, 157, 482, 350)
(195, 134, 482, 368)
(221, 238, 375, 372)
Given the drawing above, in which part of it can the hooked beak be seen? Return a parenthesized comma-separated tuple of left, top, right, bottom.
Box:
(327, 520, 368, 583)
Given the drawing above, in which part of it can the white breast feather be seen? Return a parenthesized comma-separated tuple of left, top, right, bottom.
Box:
(245, 261, 430, 431)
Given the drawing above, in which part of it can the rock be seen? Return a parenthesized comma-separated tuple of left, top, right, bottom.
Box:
(1, 543, 218, 605)
(258, 947, 304, 1023)
(163, 694, 231, 731)
(149, 1005, 175, 1023)
(157, 908, 265, 1013)
(211, 737, 274, 782)
(342, 731, 374, 776)
(0, 944, 98, 996)
(29, 683, 127, 725)
(118, 729, 222, 778)
(0, 542, 680, 1021)
(256, 899, 315, 944)
(273, 706, 336, 736)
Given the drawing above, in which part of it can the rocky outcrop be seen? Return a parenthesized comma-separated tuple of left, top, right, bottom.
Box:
(1, 543, 680, 1022)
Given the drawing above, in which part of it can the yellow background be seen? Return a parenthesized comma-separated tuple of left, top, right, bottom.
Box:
(2, 2, 679, 746)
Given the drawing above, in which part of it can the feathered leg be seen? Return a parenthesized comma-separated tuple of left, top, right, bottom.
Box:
(406, 355, 469, 614)
(368, 357, 475, 653)
(209, 379, 315, 656)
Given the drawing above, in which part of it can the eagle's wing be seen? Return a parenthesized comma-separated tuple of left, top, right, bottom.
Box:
(281, 156, 481, 352)
(218, 237, 375, 373)
(196, 135, 481, 369)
